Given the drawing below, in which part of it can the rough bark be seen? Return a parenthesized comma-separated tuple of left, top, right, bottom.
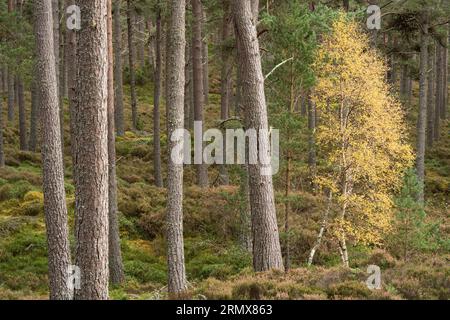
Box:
(127, 0, 138, 130)
(74, 0, 109, 300)
(166, 0, 188, 296)
(192, 0, 209, 188)
(233, 0, 284, 272)
(34, 0, 71, 299)
(153, 2, 163, 188)
(107, 0, 125, 285)
(18, 77, 28, 150)
(416, 23, 428, 203)
(51, 0, 62, 151)
(113, 0, 125, 136)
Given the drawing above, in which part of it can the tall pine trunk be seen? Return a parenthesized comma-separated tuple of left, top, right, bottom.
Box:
(0, 96, 4, 167)
(18, 77, 28, 150)
(153, 2, 163, 188)
(74, 0, 109, 300)
(166, 0, 188, 297)
(233, 0, 284, 272)
(107, 0, 125, 285)
(7, 71, 14, 122)
(34, 0, 71, 299)
(127, 0, 138, 130)
(29, 81, 39, 152)
(192, 0, 208, 188)
(434, 42, 442, 141)
(219, 0, 231, 185)
(113, 0, 125, 136)
(416, 22, 428, 203)
(426, 44, 435, 147)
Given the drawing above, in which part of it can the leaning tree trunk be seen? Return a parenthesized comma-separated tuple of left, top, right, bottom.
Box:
(113, 0, 125, 136)
(29, 81, 39, 152)
(74, 0, 109, 300)
(34, 0, 72, 300)
(18, 77, 28, 151)
(192, 0, 209, 188)
(153, 2, 163, 188)
(127, 0, 138, 130)
(416, 22, 429, 204)
(166, 0, 188, 297)
(107, 0, 125, 285)
(426, 44, 435, 147)
(233, 0, 284, 272)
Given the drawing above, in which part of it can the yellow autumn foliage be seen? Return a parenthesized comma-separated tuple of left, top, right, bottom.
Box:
(312, 15, 414, 246)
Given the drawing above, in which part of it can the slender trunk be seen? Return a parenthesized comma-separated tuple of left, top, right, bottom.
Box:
(434, 42, 442, 141)
(308, 93, 316, 191)
(426, 44, 435, 147)
(219, 0, 232, 185)
(400, 64, 408, 98)
(51, 0, 62, 152)
(18, 77, 28, 150)
(1, 66, 6, 95)
(34, 0, 71, 299)
(7, 72, 14, 121)
(308, 191, 332, 266)
(74, 0, 109, 300)
(442, 27, 448, 120)
(202, 7, 209, 106)
(166, 0, 187, 297)
(153, 2, 163, 188)
(137, 16, 145, 68)
(59, 0, 65, 150)
(66, 0, 77, 168)
(416, 23, 428, 203)
(233, 0, 284, 272)
(184, 38, 191, 129)
(113, 0, 125, 136)
(127, 0, 138, 130)
(29, 81, 39, 152)
(192, 0, 208, 188)
(107, 0, 125, 285)
(0, 96, 4, 167)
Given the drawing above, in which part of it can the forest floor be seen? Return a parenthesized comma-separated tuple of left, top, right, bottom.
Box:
(0, 82, 448, 300)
